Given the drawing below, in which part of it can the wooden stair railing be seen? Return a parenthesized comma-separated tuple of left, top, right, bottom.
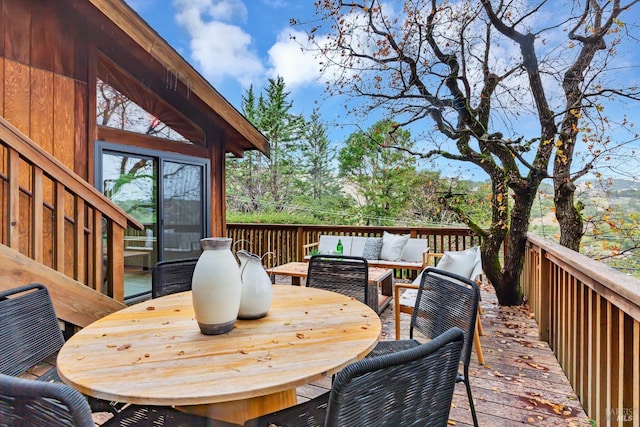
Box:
(0, 117, 142, 302)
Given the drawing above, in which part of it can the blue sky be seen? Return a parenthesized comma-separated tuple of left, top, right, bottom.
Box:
(127, 0, 640, 181)
(127, 1, 350, 135)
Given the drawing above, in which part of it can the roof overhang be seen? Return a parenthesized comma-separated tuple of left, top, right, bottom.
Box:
(86, 0, 270, 157)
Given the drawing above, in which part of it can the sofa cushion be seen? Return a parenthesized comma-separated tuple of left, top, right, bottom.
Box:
(318, 235, 353, 255)
(379, 232, 410, 261)
(400, 238, 428, 263)
(362, 237, 383, 260)
(349, 237, 367, 257)
(436, 247, 480, 279)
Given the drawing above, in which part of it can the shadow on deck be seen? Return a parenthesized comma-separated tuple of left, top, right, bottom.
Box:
(293, 279, 592, 426)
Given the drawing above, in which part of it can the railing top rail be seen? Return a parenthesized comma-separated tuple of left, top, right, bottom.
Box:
(0, 117, 142, 230)
(527, 233, 640, 321)
(227, 223, 475, 234)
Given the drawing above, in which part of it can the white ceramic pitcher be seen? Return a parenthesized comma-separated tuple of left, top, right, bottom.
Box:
(236, 250, 273, 319)
(191, 238, 242, 334)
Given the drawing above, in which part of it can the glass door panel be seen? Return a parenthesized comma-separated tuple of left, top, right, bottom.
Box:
(161, 161, 204, 261)
(102, 152, 157, 298)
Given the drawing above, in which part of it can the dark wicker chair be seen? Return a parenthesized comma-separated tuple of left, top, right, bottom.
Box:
(306, 255, 373, 311)
(244, 327, 465, 427)
(0, 373, 94, 426)
(369, 267, 481, 427)
(0, 283, 213, 426)
(152, 257, 199, 298)
(0, 283, 125, 413)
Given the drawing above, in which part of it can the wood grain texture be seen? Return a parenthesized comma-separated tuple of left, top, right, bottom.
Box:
(57, 286, 381, 409)
(30, 68, 54, 154)
(30, 0, 56, 71)
(3, 0, 30, 64)
(4, 60, 30, 136)
(53, 74, 74, 170)
(0, 243, 125, 327)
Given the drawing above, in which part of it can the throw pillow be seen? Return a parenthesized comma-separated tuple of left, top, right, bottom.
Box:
(362, 237, 383, 260)
(435, 247, 478, 279)
(379, 231, 410, 261)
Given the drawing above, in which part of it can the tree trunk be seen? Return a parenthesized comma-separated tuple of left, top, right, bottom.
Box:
(554, 178, 582, 252)
(482, 187, 536, 306)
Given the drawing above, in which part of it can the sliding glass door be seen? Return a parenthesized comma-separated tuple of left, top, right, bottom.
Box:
(96, 141, 209, 299)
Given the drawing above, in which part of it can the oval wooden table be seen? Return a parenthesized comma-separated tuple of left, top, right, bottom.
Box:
(57, 285, 381, 425)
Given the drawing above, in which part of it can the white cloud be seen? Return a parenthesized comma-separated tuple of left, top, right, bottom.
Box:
(267, 29, 324, 89)
(173, 0, 262, 86)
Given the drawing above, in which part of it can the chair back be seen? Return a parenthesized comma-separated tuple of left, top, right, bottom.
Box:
(307, 255, 369, 309)
(152, 258, 199, 298)
(411, 268, 480, 368)
(0, 284, 64, 377)
(326, 327, 464, 427)
(0, 373, 94, 427)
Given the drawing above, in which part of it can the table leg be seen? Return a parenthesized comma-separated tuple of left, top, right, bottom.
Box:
(380, 274, 393, 297)
(291, 277, 301, 286)
(176, 388, 298, 425)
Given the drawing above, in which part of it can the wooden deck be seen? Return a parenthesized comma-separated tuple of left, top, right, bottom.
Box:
(294, 279, 591, 426)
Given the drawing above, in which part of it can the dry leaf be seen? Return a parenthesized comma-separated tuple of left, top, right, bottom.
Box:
(493, 370, 504, 377)
(296, 333, 305, 339)
(528, 417, 535, 423)
(177, 350, 185, 356)
(117, 344, 132, 351)
(162, 321, 170, 325)
(144, 353, 150, 358)
(447, 421, 456, 425)
(76, 356, 85, 360)
(106, 344, 116, 348)
(146, 306, 155, 311)
(240, 349, 249, 354)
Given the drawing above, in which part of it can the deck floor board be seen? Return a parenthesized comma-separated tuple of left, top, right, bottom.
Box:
(293, 278, 591, 426)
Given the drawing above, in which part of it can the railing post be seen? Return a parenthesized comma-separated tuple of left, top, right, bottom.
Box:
(296, 226, 304, 262)
(105, 221, 125, 302)
(538, 247, 551, 342)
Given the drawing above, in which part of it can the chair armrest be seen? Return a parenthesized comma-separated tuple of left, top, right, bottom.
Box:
(393, 283, 420, 340)
(420, 248, 430, 268)
(393, 283, 419, 313)
(426, 252, 444, 266)
(302, 242, 319, 256)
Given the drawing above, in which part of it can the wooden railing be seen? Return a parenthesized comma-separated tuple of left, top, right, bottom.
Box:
(0, 117, 142, 302)
(226, 223, 481, 276)
(523, 234, 640, 426)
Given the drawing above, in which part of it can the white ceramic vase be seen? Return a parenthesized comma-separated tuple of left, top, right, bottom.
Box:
(191, 237, 242, 335)
(236, 250, 273, 319)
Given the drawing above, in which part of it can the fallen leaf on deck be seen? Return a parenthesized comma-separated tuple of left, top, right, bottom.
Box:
(106, 344, 116, 348)
(177, 350, 185, 355)
(296, 333, 305, 339)
(447, 420, 456, 425)
(146, 306, 155, 311)
(240, 349, 249, 354)
(117, 344, 132, 351)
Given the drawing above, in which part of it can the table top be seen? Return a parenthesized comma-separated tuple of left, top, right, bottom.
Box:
(57, 285, 381, 407)
(268, 261, 392, 283)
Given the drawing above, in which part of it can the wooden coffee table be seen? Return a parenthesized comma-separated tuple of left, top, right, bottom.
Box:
(267, 261, 393, 314)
